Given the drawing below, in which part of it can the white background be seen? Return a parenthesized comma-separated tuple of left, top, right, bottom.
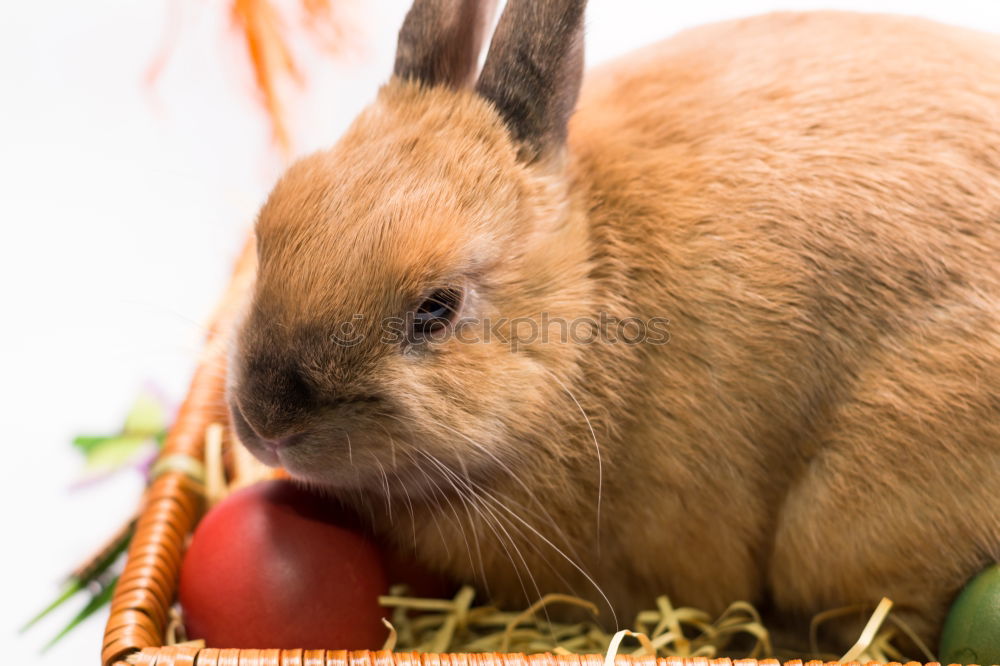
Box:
(3, 1, 999, 663)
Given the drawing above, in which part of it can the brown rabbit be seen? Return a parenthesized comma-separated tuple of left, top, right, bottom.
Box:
(227, 0, 1000, 651)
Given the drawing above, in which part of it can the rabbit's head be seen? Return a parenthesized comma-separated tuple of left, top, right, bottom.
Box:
(228, 0, 598, 496)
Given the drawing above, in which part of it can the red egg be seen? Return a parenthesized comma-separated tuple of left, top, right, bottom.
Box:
(179, 479, 390, 649)
(382, 547, 458, 600)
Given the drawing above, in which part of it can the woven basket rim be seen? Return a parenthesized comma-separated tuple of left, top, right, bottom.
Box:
(114, 647, 953, 666)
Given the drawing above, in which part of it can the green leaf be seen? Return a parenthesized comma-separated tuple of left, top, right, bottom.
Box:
(20, 580, 83, 634)
(71, 392, 168, 465)
(72, 435, 116, 455)
(123, 393, 166, 436)
(23, 518, 134, 634)
(83, 435, 154, 470)
(42, 577, 118, 653)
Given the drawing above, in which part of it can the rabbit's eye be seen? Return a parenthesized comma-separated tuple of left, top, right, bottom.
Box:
(413, 288, 463, 336)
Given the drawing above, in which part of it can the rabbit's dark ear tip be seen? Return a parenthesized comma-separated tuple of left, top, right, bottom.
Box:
(394, 0, 499, 90)
(475, 0, 587, 163)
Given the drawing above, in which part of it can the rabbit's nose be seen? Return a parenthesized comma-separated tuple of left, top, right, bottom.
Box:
(229, 393, 303, 446)
(260, 431, 307, 452)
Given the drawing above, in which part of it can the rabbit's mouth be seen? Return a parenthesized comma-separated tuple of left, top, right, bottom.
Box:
(228, 390, 503, 502)
(237, 422, 492, 504)
(283, 444, 494, 503)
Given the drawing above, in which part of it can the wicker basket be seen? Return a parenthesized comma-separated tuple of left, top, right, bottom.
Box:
(98, 240, 950, 666)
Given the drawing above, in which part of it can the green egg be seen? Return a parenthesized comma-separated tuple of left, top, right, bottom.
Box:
(939, 564, 1000, 665)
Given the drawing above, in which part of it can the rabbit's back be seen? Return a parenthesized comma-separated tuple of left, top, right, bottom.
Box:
(573, 10, 1000, 275)
(570, 9, 1000, 420)
(565, 11, 1000, 640)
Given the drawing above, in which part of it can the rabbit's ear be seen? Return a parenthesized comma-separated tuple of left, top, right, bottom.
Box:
(394, 0, 499, 89)
(476, 0, 586, 163)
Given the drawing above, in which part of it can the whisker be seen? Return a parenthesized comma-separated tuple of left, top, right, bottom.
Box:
(461, 466, 619, 628)
(446, 453, 494, 602)
(391, 469, 419, 553)
(455, 472, 584, 600)
(409, 448, 491, 594)
(380, 411, 615, 626)
(393, 413, 585, 565)
(385, 414, 494, 600)
(426, 451, 561, 629)
(375, 457, 393, 524)
(402, 449, 454, 562)
(542, 367, 604, 553)
(416, 448, 539, 614)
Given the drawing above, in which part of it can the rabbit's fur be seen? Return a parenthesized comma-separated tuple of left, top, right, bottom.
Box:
(229, 1, 1000, 649)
